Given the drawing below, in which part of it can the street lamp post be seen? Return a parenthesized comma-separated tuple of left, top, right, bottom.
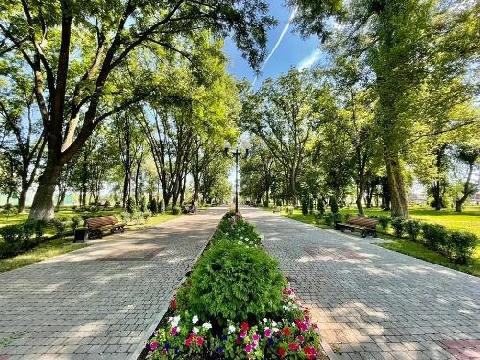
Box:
(224, 145, 249, 213)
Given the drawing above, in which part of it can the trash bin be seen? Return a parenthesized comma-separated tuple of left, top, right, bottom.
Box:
(74, 228, 88, 243)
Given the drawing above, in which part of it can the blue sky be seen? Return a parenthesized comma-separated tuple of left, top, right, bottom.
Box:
(223, 1, 326, 88)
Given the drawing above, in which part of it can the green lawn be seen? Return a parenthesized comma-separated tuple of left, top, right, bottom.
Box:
(280, 206, 480, 277)
(0, 208, 181, 273)
(0, 237, 87, 273)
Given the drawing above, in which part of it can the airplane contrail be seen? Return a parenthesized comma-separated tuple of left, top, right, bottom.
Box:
(253, 6, 298, 86)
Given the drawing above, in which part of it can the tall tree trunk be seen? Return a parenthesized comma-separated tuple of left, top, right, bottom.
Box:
(356, 178, 365, 215)
(29, 162, 62, 220)
(17, 188, 27, 213)
(385, 152, 408, 217)
(455, 163, 474, 212)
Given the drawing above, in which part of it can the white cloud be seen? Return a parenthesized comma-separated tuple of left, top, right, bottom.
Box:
(297, 48, 322, 70)
(253, 6, 298, 86)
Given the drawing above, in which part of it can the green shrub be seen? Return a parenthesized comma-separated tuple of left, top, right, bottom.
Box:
(34, 220, 48, 239)
(176, 240, 285, 326)
(214, 216, 261, 247)
(71, 216, 83, 232)
(314, 211, 323, 224)
(51, 219, 67, 239)
(132, 211, 143, 224)
(405, 220, 421, 241)
(148, 198, 158, 214)
(172, 206, 180, 215)
(158, 200, 164, 213)
(143, 210, 152, 220)
(391, 217, 406, 237)
(329, 196, 339, 214)
(301, 198, 308, 215)
(0, 224, 25, 258)
(126, 197, 136, 214)
(344, 213, 352, 222)
(447, 231, 477, 264)
(324, 212, 341, 226)
(377, 216, 390, 231)
(104, 200, 111, 208)
(120, 211, 131, 223)
(422, 223, 448, 251)
(316, 199, 325, 215)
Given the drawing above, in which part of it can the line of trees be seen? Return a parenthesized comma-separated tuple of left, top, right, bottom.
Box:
(0, 0, 276, 219)
(241, 0, 479, 217)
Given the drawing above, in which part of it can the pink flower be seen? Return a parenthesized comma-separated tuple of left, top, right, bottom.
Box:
(296, 335, 305, 343)
(245, 344, 253, 353)
(239, 331, 247, 338)
(304, 346, 317, 359)
(150, 341, 159, 351)
(170, 326, 179, 336)
(264, 328, 272, 337)
(294, 319, 308, 332)
(252, 333, 260, 342)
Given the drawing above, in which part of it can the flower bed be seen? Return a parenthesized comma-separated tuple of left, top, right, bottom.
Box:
(144, 211, 322, 359)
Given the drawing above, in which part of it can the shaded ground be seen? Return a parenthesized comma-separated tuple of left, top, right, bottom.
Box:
(243, 207, 480, 360)
(0, 207, 224, 360)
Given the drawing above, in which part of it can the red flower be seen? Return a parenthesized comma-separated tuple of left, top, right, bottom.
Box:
(296, 335, 305, 343)
(282, 327, 291, 336)
(235, 337, 242, 345)
(304, 346, 317, 359)
(288, 342, 299, 351)
(240, 322, 250, 332)
(277, 347, 286, 358)
(196, 336, 204, 346)
(185, 334, 195, 347)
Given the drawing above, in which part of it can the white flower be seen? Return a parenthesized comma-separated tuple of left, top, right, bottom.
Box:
(228, 325, 236, 334)
(193, 327, 199, 334)
(273, 327, 279, 333)
(272, 321, 277, 327)
(192, 315, 198, 324)
(263, 318, 267, 323)
(170, 315, 181, 327)
(202, 322, 212, 330)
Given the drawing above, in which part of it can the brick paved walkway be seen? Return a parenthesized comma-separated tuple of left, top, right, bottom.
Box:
(243, 208, 480, 360)
(0, 207, 224, 360)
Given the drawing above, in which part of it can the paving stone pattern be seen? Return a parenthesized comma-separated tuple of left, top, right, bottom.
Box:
(243, 208, 480, 360)
(0, 208, 225, 360)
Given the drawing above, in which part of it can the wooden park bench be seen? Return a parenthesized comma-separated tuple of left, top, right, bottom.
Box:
(335, 216, 378, 238)
(85, 215, 125, 239)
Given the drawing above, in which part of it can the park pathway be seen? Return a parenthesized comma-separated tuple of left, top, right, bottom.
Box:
(0, 207, 225, 360)
(243, 208, 480, 360)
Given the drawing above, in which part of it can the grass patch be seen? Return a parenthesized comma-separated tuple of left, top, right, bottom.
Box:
(379, 239, 480, 277)
(283, 211, 331, 229)
(0, 237, 87, 273)
(127, 213, 179, 230)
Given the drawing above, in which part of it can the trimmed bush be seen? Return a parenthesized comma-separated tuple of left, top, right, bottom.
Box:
(324, 212, 342, 226)
(422, 223, 448, 251)
(391, 217, 406, 237)
(51, 219, 67, 239)
(447, 231, 477, 264)
(405, 220, 421, 241)
(172, 206, 181, 215)
(301, 198, 308, 215)
(71, 216, 83, 232)
(377, 216, 390, 231)
(214, 215, 261, 247)
(0, 224, 26, 258)
(176, 240, 285, 326)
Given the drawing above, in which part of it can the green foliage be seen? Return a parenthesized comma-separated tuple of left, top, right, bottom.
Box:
(377, 216, 390, 231)
(324, 212, 342, 226)
(391, 217, 406, 238)
(329, 196, 339, 214)
(172, 206, 181, 215)
(213, 215, 262, 248)
(143, 210, 152, 220)
(51, 219, 67, 239)
(126, 197, 136, 214)
(301, 198, 309, 216)
(71, 216, 83, 232)
(176, 240, 285, 326)
(422, 223, 449, 251)
(448, 231, 477, 264)
(148, 198, 159, 215)
(405, 220, 422, 241)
